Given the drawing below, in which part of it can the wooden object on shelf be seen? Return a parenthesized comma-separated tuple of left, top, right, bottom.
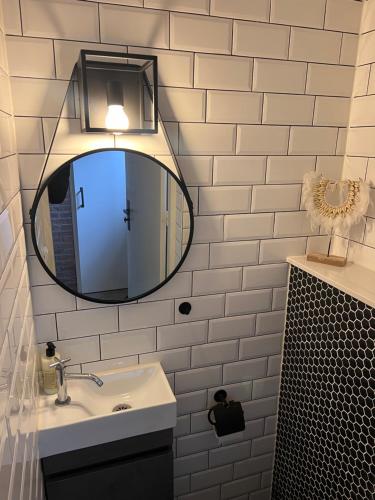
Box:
(306, 253, 347, 267)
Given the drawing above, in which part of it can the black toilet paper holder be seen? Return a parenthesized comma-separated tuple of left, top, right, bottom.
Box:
(208, 390, 245, 437)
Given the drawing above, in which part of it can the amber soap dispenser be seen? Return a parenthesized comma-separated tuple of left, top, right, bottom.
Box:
(40, 342, 59, 395)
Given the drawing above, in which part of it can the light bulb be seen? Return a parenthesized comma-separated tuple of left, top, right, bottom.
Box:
(105, 104, 129, 133)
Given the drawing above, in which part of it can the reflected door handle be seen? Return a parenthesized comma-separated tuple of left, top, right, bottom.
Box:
(123, 200, 131, 231)
(77, 187, 85, 208)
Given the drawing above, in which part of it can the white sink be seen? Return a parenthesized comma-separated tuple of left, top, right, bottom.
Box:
(37, 362, 176, 457)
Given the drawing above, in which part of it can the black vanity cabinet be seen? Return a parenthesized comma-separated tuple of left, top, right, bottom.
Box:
(42, 429, 174, 500)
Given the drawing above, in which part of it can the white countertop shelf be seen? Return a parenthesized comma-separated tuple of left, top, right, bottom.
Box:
(287, 255, 375, 309)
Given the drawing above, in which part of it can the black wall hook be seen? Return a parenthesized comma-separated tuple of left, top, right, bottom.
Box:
(179, 302, 192, 315)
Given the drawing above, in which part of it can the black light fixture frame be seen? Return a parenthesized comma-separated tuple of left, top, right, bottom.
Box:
(78, 50, 158, 134)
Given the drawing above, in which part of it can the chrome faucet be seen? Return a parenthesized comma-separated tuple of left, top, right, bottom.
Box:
(49, 357, 104, 406)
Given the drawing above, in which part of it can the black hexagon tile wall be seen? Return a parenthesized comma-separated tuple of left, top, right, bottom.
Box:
(272, 265, 374, 500)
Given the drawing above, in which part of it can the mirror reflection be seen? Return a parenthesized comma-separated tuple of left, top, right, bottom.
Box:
(32, 149, 193, 303)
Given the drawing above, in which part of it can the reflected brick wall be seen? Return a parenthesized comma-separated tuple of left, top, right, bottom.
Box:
(50, 188, 77, 290)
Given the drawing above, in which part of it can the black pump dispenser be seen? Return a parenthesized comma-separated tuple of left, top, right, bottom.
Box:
(46, 342, 56, 358)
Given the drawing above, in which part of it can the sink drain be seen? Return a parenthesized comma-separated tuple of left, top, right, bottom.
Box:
(112, 403, 131, 412)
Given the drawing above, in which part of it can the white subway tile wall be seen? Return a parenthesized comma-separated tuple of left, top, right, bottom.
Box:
(2, 0, 365, 498)
(0, 0, 42, 497)
(343, 0, 375, 272)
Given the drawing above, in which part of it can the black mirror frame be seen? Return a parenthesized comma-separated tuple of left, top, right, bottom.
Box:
(30, 147, 194, 305)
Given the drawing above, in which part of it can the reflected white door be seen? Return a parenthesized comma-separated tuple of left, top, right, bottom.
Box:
(125, 153, 167, 297)
(71, 150, 128, 294)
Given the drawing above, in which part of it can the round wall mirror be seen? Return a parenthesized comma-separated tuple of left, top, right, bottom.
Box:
(31, 148, 194, 304)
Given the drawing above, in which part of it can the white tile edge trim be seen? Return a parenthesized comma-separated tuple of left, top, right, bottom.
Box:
(287, 255, 375, 309)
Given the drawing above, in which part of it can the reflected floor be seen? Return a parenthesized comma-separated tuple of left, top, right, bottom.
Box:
(86, 288, 128, 301)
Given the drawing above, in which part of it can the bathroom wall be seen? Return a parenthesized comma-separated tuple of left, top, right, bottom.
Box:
(3, 0, 363, 499)
(273, 265, 374, 499)
(339, 0, 375, 270)
(0, 0, 43, 498)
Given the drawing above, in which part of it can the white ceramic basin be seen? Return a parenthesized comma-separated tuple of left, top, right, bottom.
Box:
(37, 362, 176, 457)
